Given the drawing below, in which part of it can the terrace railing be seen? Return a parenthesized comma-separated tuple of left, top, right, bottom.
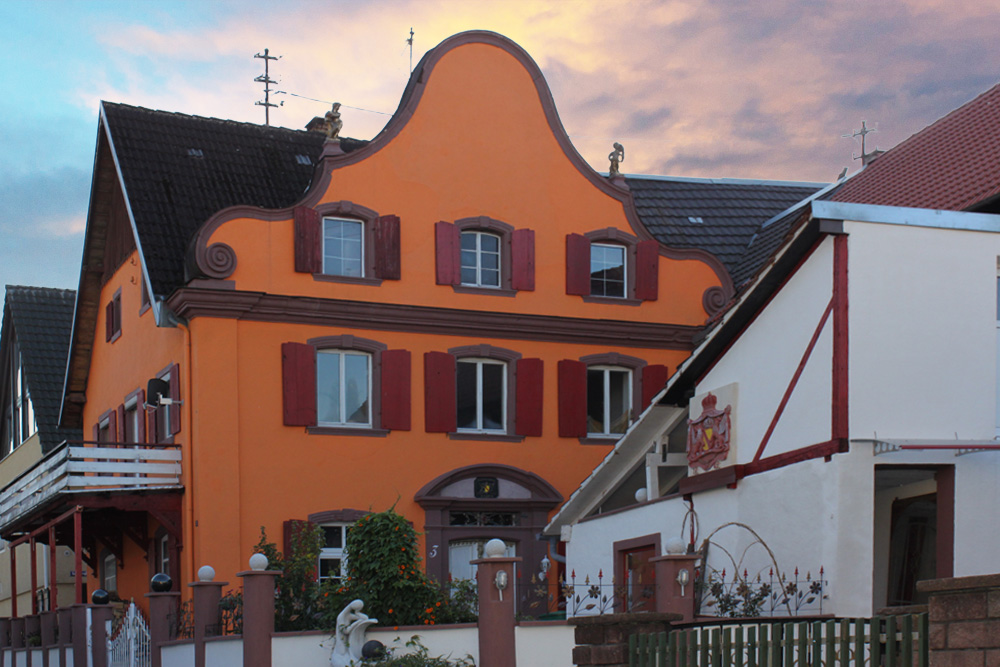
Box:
(0, 441, 182, 530)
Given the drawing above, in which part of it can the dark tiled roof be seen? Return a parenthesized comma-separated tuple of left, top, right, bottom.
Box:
(830, 82, 1000, 211)
(3, 286, 81, 450)
(625, 176, 824, 280)
(731, 207, 812, 288)
(102, 103, 367, 297)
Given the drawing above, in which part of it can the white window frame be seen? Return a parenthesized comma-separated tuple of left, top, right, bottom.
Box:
(460, 231, 502, 288)
(587, 365, 633, 436)
(318, 523, 350, 583)
(456, 358, 507, 433)
(102, 553, 117, 593)
(316, 350, 373, 428)
(590, 242, 627, 298)
(124, 396, 140, 443)
(159, 370, 173, 441)
(322, 217, 365, 278)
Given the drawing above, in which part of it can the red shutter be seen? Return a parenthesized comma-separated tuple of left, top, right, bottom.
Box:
(434, 221, 460, 285)
(635, 240, 660, 301)
(423, 351, 456, 433)
(565, 234, 591, 295)
(373, 215, 401, 280)
(116, 404, 126, 443)
(641, 364, 670, 410)
(147, 405, 157, 444)
(294, 206, 322, 273)
(169, 364, 181, 435)
(511, 228, 535, 291)
(380, 349, 411, 431)
(137, 389, 147, 443)
(558, 360, 587, 437)
(114, 295, 123, 334)
(515, 358, 543, 437)
(282, 343, 317, 426)
(105, 301, 114, 341)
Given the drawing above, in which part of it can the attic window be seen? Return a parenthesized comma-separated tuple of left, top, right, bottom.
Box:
(295, 154, 312, 166)
(187, 148, 204, 158)
(687, 216, 704, 224)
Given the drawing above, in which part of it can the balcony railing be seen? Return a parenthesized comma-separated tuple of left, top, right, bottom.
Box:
(0, 441, 182, 530)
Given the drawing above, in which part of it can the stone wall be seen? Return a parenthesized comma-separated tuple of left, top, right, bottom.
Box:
(917, 573, 1000, 667)
(569, 612, 679, 667)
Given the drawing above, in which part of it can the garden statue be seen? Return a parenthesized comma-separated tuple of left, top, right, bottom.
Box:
(330, 599, 378, 667)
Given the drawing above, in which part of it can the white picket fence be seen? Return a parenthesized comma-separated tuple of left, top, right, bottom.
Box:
(108, 601, 151, 667)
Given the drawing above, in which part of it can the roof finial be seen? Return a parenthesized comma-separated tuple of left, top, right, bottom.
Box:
(608, 142, 624, 178)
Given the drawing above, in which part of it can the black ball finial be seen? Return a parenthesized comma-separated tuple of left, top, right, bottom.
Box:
(91, 589, 110, 605)
(151, 573, 173, 592)
(362, 640, 386, 660)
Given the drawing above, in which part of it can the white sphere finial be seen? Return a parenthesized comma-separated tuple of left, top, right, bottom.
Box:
(665, 537, 687, 555)
(484, 538, 507, 558)
(197, 565, 216, 582)
(634, 488, 648, 503)
(249, 553, 269, 571)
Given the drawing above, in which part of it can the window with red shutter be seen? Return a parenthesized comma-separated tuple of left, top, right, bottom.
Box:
(295, 202, 401, 283)
(558, 359, 587, 437)
(438, 217, 534, 294)
(567, 230, 660, 302)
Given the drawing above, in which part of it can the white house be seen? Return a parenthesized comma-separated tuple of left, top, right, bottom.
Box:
(544, 198, 1000, 618)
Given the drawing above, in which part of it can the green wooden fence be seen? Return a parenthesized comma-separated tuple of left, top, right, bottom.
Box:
(629, 615, 928, 667)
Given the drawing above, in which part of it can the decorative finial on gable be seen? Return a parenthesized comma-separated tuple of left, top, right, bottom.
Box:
(608, 142, 624, 178)
(325, 103, 344, 142)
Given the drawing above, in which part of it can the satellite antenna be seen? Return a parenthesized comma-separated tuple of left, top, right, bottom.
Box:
(254, 48, 281, 126)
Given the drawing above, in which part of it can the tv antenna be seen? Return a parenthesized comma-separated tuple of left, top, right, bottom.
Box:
(254, 48, 282, 126)
(407, 28, 414, 73)
(843, 120, 883, 165)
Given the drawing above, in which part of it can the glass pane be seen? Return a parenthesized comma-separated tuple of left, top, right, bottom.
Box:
(481, 363, 504, 430)
(481, 234, 499, 252)
(456, 362, 478, 429)
(482, 252, 499, 270)
(482, 268, 500, 287)
(461, 232, 477, 250)
(324, 219, 364, 277)
(587, 369, 605, 433)
(461, 249, 477, 269)
(343, 354, 369, 424)
(319, 558, 342, 580)
(323, 526, 343, 549)
(608, 370, 630, 433)
(482, 512, 516, 526)
(461, 267, 478, 284)
(449, 511, 478, 526)
(316, 353, 342, 424)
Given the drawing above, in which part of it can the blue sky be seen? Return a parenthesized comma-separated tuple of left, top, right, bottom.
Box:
(3, 0, 1000, 315)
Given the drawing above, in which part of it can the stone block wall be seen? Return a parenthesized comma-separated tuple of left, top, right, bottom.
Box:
(917, 573, 1000, 667)
(569, 612, 679, 667)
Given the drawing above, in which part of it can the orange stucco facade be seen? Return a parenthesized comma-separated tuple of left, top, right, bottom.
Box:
(76, 33, 724, 607)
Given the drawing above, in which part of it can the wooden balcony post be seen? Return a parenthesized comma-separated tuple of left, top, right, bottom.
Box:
(74, 510, 83, 604)
(10, 542, 16, 618)
(29, 537, 37, 615)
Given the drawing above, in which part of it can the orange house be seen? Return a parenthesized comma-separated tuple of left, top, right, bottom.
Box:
(0, 32, 818, 612)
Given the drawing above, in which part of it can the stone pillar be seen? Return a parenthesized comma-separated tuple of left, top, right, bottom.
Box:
(472, 549, 521, 667)
(57, 606, 74, 665)
(189, 567, 227, 667)
(40, 610, 56, 648)
(10, 617, 24, 649)
(0, 616, 10, 652)
(145, 591, 181, 667)
(90, 604, 114, 667)
(650, 554, 699, 622)
(238, 555, 280, 667)
(71, 605, 89, 666)
(916, 573, 1000, 667)
(569, 612, 679, 667)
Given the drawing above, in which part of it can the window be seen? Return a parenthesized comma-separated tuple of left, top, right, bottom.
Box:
(587, 366, 632, 435)
(590, 244, 626, 298)
(461, 232, 501, 287)
(456, 359, 506, 432)
(424, 345, 541, 439)
(317, 350, 371, 427)
(140, 275, 151, 315)
(150, 363, 181, 443)
(293, 203, 400, 283)
(435, 218, 535, 293)
(3, 344, 36, 455)
(318, 524, 349, 583)
(105, 288, 122, 342)
(123, 389, 145, 443)
(282, 337, 410, 433)
(102, 552, 117, 593)
(557, 354, 669, 440)
(98, 416, 113, 443)
(323, 218, 364, 277)
(157, 370, 173, 442)
(566, 230, 659, 302)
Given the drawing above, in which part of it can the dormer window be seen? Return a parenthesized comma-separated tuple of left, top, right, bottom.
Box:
(566, 229, 660, 304)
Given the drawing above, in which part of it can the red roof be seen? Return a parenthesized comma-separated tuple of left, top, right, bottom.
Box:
(832, 82, 1000, 211)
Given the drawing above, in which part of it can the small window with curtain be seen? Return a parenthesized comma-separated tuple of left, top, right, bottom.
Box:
(316, 350, 371, 428)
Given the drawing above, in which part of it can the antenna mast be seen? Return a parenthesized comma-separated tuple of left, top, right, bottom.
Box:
(407, 28, 414, 73)
(254, 48, 281, 126)
(843, 120, 883, 165)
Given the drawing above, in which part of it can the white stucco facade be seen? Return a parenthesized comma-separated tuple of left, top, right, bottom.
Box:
(559, 204, 1000, 618)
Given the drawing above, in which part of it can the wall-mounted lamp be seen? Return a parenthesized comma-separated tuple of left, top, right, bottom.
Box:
(676, 568, 690, 597)
(495, 570, 508, 601)
(539, 554, 551, 580)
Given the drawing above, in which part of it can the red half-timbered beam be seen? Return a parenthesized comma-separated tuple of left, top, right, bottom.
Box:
(832, 234, 849, 441)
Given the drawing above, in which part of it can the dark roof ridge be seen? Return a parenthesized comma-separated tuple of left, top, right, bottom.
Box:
(626, 173, 829, 188)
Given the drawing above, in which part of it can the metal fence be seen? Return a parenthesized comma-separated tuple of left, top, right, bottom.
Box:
(108, 600, 151, 667)
(630, 614, 928, 667)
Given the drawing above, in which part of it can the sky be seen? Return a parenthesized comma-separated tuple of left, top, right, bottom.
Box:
(3, 0, 1000, 315)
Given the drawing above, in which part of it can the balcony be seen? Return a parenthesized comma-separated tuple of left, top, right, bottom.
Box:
(0, 441, 182, 532)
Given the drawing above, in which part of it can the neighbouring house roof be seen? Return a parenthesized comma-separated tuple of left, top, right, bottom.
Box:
(830, 82, 1000, 212)
(101, 102, 368, 298)
(2, 286, 81, 451)
(626, 176, 825, 281)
